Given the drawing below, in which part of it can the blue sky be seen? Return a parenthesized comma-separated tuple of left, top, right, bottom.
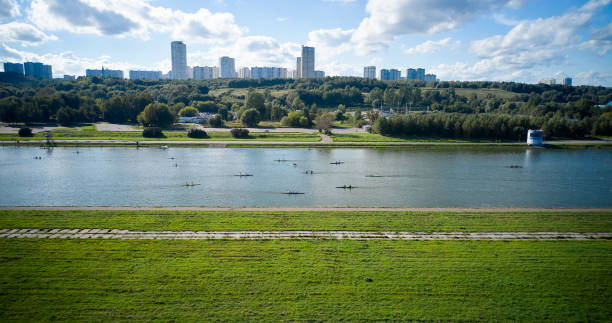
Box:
(0, 0, 611, 86)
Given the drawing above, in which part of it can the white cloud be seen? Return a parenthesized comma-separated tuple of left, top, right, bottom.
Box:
(505, 0, 526, 9)
(404, 38, 460, 55)
(317, 61, 360, 76)
(446, 0, 612, 83)
(322, 0, 357, 3)
(0, 0, 20, 19)
(0, 22, 57, 46)
(307, 28, 355, 57)
(579, 22, 612, 55)
(351, 0, 511, 54)
(27, 0, 246, 43)
(276, 17, 288, 22)
(574, 70, 612, 86)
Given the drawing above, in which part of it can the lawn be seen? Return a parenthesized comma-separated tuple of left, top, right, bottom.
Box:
(0, 210, 610, 232)
(0, 239, 610, 321)
(0, 127, 321, 142)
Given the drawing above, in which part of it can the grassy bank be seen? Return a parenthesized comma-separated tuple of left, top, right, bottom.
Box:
(1, 210, 611, 232)
(0, 239, 610, 321)
(0, 127, 320, 142)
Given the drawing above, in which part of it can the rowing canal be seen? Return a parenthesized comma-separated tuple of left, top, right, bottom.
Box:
(1, 146, 611, 207)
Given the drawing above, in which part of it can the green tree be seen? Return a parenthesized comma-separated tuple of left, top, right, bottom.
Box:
(137, 103, 176, 128)
(178, 106, 199, 117)
(208, 114, 224, 127)
(101, 96, 128, 123)
(245, 91, 265, 116)
(240, 108, 261, 127)
(315, 112, 335, 132)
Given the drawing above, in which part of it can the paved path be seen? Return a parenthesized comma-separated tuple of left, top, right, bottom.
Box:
(319, 133, 333, 143)
(1, 206, 611, 212)
(1, 229, 610, 240)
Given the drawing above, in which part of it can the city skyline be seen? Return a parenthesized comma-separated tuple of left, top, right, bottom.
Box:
(0, 1, 610, 85)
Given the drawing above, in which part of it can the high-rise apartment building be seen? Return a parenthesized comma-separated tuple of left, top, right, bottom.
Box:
(171, 41, 187, 80)
(380, 69, 401, 81)
(300, 46, 315, 78)
(239, 67, 251, 78)
(314, 70, 325, 78)
(406, 68, 417, 80)
(416, 68, 425, 81)
(4, 62, 24, 75)
(193, 66, 214, 80)
(539, 78, 556, 85)
(219, 56, 235, 78)
(296, 57, 302, 78)
(129, 70, 162, 80)
(563, 77, 572, 86)
(23, 62, 52, 79)
(364, 66, 376, 79)
(213, 67, 220, 79)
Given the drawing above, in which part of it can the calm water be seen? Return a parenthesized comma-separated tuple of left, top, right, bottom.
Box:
(0, 146, 611, 207)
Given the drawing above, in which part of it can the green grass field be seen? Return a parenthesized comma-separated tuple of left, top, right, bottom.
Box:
(0, 239, 610, 321)
(0, 127, 321, 142)
(1, 210, 611, 232)
(1, 210, 611, 320)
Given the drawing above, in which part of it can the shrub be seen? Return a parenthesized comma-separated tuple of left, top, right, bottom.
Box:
(230, 128, 249, 138)
(18, 127, 33, 137)
(208, 114, 224, 127)
(142, 127, 164, 138)
(187, 128, 207, 138)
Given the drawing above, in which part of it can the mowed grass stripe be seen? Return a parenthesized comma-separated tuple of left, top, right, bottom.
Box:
(0, 239, 610, 321)
(0, 210, 611, 232)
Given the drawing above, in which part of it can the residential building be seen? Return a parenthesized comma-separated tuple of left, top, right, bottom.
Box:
(563, 77, 572, 86)
(193, 66, 214, 80)
(364, 66, 376, 79)
(250, 67, 288, 79)
(380, 69, 401, 81)
(129, 70, 162, 80)
(24, 62, 51, 78)
(539, 78, 556, 85)
(219, 56, 236, 78)
(406, 68, 417, 80)
(424, 74, 438, 82)
(416, 68, 425, 81)
(171, 41, 188, 80)
(314, 70, 325, 78)
(296, 57, 302, 78)
(3, 62, 24, 75)
(213, 66, 220, 79)
(63, 75, 75, 80)
(300, 46, 315, 78)
(239, 67, 251, 78)
(86, 68, 124, 78)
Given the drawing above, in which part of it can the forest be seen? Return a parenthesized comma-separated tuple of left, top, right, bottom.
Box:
(0, 72, 611, 139)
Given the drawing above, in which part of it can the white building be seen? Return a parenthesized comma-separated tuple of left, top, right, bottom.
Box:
(219, 56, 236, 78)
(129, 70, 162, 80)
(539, 78, 556, 85)
(193, 66, 214, 80)
(171, 41, 188, 80)
(250, 67, 287, 79)
(364, 66, 376, 79)
(86, 68, 123, 78)
(239, 67, 251, 78)
(527, 129, 544, 146)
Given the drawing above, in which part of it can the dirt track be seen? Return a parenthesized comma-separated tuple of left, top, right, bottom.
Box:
(1, 228, 610, 240)
(1, 206, 611, 212)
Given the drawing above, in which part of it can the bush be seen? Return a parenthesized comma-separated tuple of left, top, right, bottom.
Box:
(142, 127, 164, 138)
(208, 114, 224, 127)
(230, 128, 249, 138)
(187, 128, 207, 138)
(18, 127, 32, 137)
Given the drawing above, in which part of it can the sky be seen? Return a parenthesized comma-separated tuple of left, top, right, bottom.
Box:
(0, 0, 611, 86)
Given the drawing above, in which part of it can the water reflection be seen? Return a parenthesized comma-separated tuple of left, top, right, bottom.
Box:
(0, 146, 610, 207)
